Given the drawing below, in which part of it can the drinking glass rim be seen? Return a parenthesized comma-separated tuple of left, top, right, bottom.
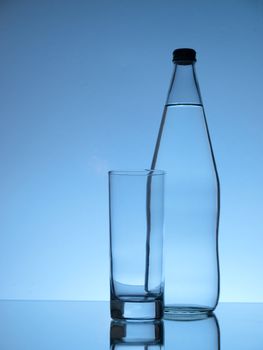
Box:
(108, 169, 165, 176)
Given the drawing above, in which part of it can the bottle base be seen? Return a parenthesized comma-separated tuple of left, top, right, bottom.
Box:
(164, 305, 213, 320)
(111, 299, 163, 320)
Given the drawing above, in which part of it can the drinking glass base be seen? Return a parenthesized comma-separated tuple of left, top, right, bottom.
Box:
(111, 299, 163, 320)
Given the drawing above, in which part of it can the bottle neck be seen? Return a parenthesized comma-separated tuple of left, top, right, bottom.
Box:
(166, 63, 202, 106)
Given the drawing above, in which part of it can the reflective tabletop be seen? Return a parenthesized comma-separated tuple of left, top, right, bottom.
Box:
(0, 301, 262, 349)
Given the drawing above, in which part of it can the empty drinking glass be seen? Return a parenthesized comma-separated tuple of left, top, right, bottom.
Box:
(109, 170, 165, 320)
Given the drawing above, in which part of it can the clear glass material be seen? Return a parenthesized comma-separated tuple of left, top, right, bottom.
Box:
(110, 320, 163, 349)
(109, 170, 165, 320)
(165, 314, 220, 350)
(151, 57, 220, 317)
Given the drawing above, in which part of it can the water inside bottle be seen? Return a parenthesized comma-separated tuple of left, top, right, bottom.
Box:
(151, 103, 219, 309)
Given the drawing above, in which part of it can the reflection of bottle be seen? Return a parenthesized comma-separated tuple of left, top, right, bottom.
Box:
(151, 48, 220, 317)
(165, 314, 220, 350)
(110, 320, 163, 350)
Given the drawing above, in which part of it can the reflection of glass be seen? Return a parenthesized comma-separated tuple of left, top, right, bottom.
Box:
(109, 170, 165, 320)
(165, 313, 220, 350)
(110, 320, 164, 349)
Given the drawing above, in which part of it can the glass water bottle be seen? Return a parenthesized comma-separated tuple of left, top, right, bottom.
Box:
(151, 48, 220, 317)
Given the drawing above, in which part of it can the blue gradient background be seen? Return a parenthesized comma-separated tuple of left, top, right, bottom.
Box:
(0, 0, 262, 301)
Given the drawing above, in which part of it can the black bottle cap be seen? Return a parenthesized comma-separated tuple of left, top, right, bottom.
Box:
(172, 48, 196, 64)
